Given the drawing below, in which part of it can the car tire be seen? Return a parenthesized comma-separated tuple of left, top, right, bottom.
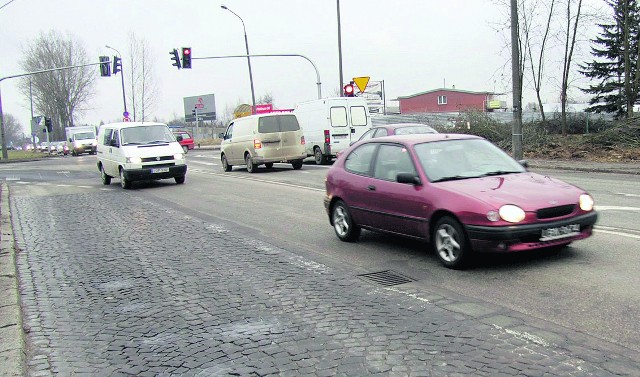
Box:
(314, 147, 327, 165)
(291, 160, 303, 170)
(221, 154, 232, 172)
(265, 162, 274, 169)
(182, 145, 188, 154)
(119, 168, 132, 189)
(331, 200, 361, 242)
(433, 216, 470, 269)
(100, 165, 111, 185)
(246, 154, 256, 173)
(175, 175, 185, 184)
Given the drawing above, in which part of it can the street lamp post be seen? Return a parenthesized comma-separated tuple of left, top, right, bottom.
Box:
(105, 45, 128, 119)
(221, 4, 256, 113)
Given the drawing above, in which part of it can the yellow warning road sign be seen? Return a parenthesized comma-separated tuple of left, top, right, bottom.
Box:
(353, 76, 370, 93)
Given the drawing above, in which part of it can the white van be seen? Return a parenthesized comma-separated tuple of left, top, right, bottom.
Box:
(220, 113, 306, 173)
(294, 97, 372, 164)
(96, 122, 187, 189)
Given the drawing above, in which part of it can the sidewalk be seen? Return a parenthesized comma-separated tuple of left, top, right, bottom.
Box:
(528, 158, 640, 175)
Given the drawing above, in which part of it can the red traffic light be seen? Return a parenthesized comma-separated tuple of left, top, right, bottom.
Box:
(343, 84, 355, 97)
(183, 48, 191, 55)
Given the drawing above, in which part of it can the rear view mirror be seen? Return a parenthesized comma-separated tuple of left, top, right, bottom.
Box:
(396, 172, 421, 185)
(518, 159, 529, 168)
(176, 135, 183, 142)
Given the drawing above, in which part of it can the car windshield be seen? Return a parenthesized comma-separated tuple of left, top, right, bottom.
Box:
(414, 139, 526, 182)
(394, 126, 437, 135)
(121, 125, 175, 145)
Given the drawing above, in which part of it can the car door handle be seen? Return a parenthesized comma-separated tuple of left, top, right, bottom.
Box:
(368, 185, 376, 191)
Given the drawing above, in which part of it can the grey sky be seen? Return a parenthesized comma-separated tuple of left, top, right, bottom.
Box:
(1, 0, 600, 135)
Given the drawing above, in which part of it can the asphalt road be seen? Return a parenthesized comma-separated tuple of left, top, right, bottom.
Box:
(1, 151, 640, 375)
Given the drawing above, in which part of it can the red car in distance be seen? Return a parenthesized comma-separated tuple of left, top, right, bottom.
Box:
(172, 130, 195, 153)
(324, 133, 598, 269)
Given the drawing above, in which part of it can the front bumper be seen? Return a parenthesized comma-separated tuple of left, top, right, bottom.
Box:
(123, 165, 187, 182)
(74, 145, 96, 154)
(465, 211, 598, 252)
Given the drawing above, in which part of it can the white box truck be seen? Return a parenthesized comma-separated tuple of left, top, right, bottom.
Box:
(65, 126, 98, 156)
(294, 97, 372, 164)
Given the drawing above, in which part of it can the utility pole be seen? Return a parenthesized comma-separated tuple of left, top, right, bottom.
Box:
(510, 0, 523, 160)
(337, 0, 344, 96)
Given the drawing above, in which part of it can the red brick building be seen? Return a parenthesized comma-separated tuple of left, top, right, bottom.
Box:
(397, 88, 505, 114)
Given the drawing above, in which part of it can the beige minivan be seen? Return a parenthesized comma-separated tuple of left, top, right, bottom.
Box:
(220, 113, 306, 173)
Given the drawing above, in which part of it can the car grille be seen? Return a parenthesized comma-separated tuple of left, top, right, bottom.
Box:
(536, 204, 576, 219)
(143, 163, 175, 168)
(141, 156, 174, 162)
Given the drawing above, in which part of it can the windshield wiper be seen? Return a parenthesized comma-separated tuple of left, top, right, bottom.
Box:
(431, 175, 470, 183)
(146, 140, 170, 144)
(478, 170, 522, 177)
(122, 142, 142, 145)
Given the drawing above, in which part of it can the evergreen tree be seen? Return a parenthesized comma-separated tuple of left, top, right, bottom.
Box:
(580, 0, 640, 119)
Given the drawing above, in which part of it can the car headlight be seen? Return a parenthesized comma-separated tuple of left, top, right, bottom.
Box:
(174, 153, 184, 160)
(579, 194, 594, 211)
(499, 205, 526, 223)
(126, 157, 142, 164)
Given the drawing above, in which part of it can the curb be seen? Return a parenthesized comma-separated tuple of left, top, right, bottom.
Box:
(0, 183, 24, 376)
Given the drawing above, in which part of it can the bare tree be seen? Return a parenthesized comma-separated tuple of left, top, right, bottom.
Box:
(523, 0, 557, 122)
(19, 30, 95, 140)
(1, 113, 25, 146)
(559, 0, 584, 135)
(126, 33, 157, 122)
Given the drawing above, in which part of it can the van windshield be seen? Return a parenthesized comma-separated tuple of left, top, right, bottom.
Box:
(258, 115, 300, 133)
(121, 125, 174, 145)
(74, 132, 95, 140)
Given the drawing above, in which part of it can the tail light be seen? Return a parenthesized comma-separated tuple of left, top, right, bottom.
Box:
(301, 136, 306, 145)
(324, 130, 330, 144)
(253, 139, 262, 149)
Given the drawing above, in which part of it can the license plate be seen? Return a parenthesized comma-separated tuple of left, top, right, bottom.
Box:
(540, 224, 580, 241)
(151, 167, 169, 174)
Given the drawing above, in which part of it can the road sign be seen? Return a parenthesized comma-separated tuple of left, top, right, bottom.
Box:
(353, 76, 370, 93)
(184, 94, 216, 122)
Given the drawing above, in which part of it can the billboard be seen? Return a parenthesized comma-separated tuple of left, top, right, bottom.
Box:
(183, 94, 216, 122)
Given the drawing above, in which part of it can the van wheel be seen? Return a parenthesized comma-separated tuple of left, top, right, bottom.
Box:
(245, 154, 256, 173)
(291, 160, 303, 170)
(265, 162, 274, 169)
(100, 165, 111, 185)
(221, 154, 232, 172)
(314, 147, 327, 165)
(119, 169, 132, 189)
(175, 175, 185, 184)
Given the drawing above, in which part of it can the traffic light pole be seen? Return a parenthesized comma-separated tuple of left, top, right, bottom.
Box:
(0, 61, 107, 159)
(193, 54, 322, 99)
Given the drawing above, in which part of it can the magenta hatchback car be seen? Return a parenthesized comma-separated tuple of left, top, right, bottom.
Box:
(324, 134, 598, 269)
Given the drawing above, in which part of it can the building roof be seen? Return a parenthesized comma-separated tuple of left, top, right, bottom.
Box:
(396, 88, 495, 100)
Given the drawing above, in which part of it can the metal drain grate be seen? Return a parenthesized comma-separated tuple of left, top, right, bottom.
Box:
(357, 270, 416, 287)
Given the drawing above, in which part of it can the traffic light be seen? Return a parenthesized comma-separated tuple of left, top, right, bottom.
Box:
(44, 117, 52, 133)
(182, 47, 192, 69)
(113, 56, 122, 75)
(343, 83, 355, 97)
(99, 56, 111, 77)
(170, 48, 181, 69)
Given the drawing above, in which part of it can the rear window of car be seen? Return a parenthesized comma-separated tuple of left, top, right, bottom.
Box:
(394, 126, 437, 135)
(174, 132, 192, 138)
(258, 115, 300, 133)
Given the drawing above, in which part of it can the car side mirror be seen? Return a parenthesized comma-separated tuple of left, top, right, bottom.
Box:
(176, 135, 183, 142)
(518, 159, 529, 168)
(110, 140, 119, 147)
(396, 172, 421, 185)
(68, 138, 72, 142)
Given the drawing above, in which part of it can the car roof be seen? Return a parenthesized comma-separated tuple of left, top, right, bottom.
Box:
(363, 133, 482, 146)
(377, 123, 434, 129)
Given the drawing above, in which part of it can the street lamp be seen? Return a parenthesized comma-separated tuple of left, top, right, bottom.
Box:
(221, 4, 256, 113)
(105, 45, 128, 119)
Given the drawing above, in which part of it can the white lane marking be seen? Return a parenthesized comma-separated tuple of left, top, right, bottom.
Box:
(616, 192, 640, 198)
(595, 228, 640, 240)
(188, 168, 325, 192)
(595, 206, 640, 211)
(5, 177, 20, 181)
(56, 184, 72, 187)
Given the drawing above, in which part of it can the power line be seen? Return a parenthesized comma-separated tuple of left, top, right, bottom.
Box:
(0, 0, 19, 11)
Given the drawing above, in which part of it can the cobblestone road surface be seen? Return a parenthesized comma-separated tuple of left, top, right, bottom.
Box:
(11, 189, 640, 376)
